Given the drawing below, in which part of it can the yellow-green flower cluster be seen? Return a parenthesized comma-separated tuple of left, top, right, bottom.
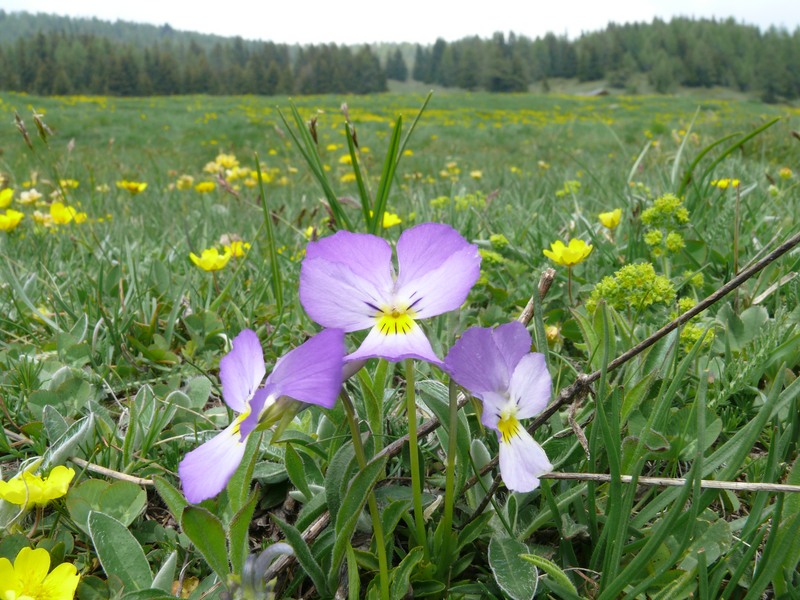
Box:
(429, 192, 487, 212)
(489, 233, 509, 249)
(669, 297, 715, 351)
(555, 180, 581, 197)
(641, 193, 689, 258)
(586, 262, 675, 313)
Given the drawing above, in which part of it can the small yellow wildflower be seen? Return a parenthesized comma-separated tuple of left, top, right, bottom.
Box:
(19, 189, 43, 204)
(0, 188, 13, 208)
(710, 178, 740, 189)
(214, 153, 239, 169)
(194, 181, 216, 193)
(176, 175, 195, 190)
(59, 179, 79, 189)
(489, 233, 509, 249)
(545, 324, 561, 345)
(326, 143, 341, 151)
(224, 240, 251, 257)
(95, 183, 110, 193)
(190, 247, 231, 271)
(0, 466, 75, 508)
(304, 226, 316, 239)
(470, 170, 483, 180)
(340, 173, 356, 184)
(0, 547, 80, 600)
(402, 149, 414, 157)
(543, 239, 593, 267)
(0, 209, 25, 232)
(598, 208, 622, 229)
(778, 167, 793, 180)
(368, 211, 402, 229)
(537, 160, 550, 170)
(50, 202, 86, 225)
(338, 154, 353, 165)
(116, 180, 148, 195)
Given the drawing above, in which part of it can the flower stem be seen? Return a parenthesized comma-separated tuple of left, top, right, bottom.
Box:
(437, 378, 460, 580)
(567, 266, 574, 304)
(340, 391, 390, 600)
(405, 358, 429, 560)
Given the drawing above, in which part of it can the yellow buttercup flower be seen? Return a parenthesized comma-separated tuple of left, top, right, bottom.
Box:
(50, 202, 87, 225)
(0, 466, 75, 508)
(116, 180, 148, 195)
(0, 209, 24, 232)
(779, 167, 793, 180)
(598, 208, 622, 229)
(224, 240, 251, 258)
(0, 188, 13, 208)
(469, 170, 483, 180)
(543, 239, 593, 267)
(0, 547, 80, 600)
(194, 181, 216, 193)
(190, 247, 232, 271)
(176, 174, 195, 190)
(369, 211, 402, 229)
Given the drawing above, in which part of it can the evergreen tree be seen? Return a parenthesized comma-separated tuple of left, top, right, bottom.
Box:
(385, 47, 408, 81)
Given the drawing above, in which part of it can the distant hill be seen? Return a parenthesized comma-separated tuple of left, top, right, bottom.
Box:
(0, 11, 798, 102)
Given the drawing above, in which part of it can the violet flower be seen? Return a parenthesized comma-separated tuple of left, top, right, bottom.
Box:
(445, 321, 552, 492)
(299, 223, 480, 365)
(179, 328, 344, 503)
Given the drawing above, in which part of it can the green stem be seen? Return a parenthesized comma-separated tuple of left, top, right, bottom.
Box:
(567, 267, 574, 305)
(405, 358, 429, 559)
(437, 378, 460, 580)
(340, 391, 390, 600)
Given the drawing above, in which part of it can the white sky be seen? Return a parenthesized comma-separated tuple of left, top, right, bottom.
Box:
(1, 0, 799, 44)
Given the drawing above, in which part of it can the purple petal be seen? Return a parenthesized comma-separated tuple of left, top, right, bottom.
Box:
(445, 323, 530, 395)
(219, 329, 266, 413)
(268, 328, 345, 408)
(300, 257, 389, 331)
(498, 428, 552, 493)
(346, 323, 442, 365)
(445, 327, 510, 394)
(305, 230, 394, 288)
(179, 422, 247, 503)
(394, 224, 480, 318)
(509, 353, 552, 420)
(492, 322, 533, 379)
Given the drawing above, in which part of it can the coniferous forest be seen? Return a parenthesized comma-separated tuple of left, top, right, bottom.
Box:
(1, 10, 799, 101)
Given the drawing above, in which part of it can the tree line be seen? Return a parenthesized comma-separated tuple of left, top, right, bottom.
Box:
(1, 11, 799, 101)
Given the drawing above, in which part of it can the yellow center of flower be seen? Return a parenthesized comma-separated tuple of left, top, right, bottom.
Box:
(497, 406, 521, 444)
(376, 303, 416, 336)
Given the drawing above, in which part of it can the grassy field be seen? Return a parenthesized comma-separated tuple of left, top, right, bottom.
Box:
(1, 90, 800, 599)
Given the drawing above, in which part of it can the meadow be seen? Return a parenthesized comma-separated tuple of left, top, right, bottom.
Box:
(1, 90, 800, 599)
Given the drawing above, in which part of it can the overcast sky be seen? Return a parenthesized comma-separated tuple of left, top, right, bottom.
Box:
(2, 0, 799, 44)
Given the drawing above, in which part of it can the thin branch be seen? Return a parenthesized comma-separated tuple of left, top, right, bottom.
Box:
(70, 457, 154, 486)
(543, 472, 800, 494)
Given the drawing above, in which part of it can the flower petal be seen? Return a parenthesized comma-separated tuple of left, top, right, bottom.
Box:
(347, 322, 442, 365)
(305, 230, 394, 290)
(300, 257, 390, 331)
(395, 224, 480, 317)
(478, 391, 510, 430)
(14, 548, 50, 591)
(508, 353, 552, 419)
(238, 385, 277, 439)
(179, 422, 247, 503)
(267, 328, 345, 408)
(444, 322, 530, 395)
(219, 329, 266, 413)
(41, 562, 80, 600)
(498, 428, 552, 493)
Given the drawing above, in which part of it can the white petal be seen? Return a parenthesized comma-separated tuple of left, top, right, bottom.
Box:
(346, 322, 442, 365)
(498, 428, 552, 493)
(508, 353, 552, 420)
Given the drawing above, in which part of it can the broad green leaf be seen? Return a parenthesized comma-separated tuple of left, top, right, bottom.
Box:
(88, 511, 152, 592)
(151, 551, 177, 592)
(488, 536, 538, 600)
(181, 506, 229, 582)
(284, 443, 312, 500)
(67, 479, 146, 534)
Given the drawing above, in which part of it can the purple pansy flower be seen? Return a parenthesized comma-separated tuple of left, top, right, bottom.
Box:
(179, 328, 344, 503)
(299, 222, 481, 365)
(445, 321, 552, 492)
